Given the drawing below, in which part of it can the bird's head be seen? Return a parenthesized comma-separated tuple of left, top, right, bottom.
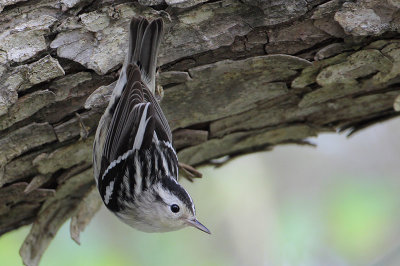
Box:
(117, 177, 210, 234)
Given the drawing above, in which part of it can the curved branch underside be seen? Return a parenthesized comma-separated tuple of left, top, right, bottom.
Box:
(0, 0, 400, 264)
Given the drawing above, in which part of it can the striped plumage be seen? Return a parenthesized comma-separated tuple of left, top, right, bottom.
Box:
(93, 17, 209, 233)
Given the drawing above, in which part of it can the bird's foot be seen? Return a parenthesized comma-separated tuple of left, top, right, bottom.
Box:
(75, 113, 89, 140)
(178, 162, 202, 182)
(155, 84, 164, 102)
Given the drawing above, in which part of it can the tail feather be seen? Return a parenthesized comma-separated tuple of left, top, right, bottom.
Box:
(126, 17, 163, 94)
(128, 18, 148, 66)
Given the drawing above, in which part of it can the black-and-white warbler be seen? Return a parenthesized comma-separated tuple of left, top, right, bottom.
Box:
(93, 17, 210, 234)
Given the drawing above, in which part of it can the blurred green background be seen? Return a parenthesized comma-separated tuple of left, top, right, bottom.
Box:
(1, 119, 400, 266)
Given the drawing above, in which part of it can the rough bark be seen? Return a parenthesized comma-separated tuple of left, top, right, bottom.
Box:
(0, 0, 399, 264)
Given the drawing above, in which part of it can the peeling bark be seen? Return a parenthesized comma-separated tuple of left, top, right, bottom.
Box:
(0, 0, 399, 265)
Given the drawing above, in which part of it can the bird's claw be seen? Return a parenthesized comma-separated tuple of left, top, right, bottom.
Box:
(178, 162, 202, 182)
(75, 113, 89, 140)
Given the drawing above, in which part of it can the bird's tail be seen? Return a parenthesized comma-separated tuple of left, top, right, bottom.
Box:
(125, 17, 164, 94)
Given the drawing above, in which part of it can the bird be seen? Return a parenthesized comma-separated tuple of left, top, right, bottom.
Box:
(92, 17, 210, 234)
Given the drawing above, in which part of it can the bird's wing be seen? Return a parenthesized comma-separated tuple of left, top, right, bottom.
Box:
(102, 65, 155, 165)
(99, 63, 175, 178)
(143, 86, 173, 143)
(98, 65, 156, 211)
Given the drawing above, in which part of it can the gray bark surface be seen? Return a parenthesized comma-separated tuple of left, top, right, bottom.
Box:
(0, 0, 399, 264)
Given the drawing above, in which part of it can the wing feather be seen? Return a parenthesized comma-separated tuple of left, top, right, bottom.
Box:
(143, 87, 172, 143)
(103, 65, 155, 164)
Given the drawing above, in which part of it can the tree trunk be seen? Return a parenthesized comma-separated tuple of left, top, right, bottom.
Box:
(0, 0, 399, 264)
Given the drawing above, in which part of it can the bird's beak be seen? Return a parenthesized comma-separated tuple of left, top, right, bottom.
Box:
(186, 219, 211, 234)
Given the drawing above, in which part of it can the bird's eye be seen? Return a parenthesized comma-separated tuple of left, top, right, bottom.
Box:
(170, 204, 180, 213)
